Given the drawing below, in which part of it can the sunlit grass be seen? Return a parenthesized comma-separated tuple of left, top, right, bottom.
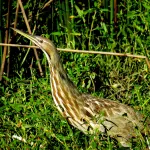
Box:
(0, 56, 149, 149)
(1, 0, 150, 149)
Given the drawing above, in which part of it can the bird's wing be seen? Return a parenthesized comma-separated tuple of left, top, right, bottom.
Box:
(80, 94, 145, 133)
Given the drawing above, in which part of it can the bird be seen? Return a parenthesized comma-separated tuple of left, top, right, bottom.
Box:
(12, 28, 149, 147)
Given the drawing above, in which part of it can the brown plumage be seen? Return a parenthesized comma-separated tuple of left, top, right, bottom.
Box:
(12, 28, 149, 147)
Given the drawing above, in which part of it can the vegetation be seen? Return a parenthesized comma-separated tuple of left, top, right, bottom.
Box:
(0, 0, 150, 149)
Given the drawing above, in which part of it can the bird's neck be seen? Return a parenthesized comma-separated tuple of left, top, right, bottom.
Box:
(49, 60, 81, 116)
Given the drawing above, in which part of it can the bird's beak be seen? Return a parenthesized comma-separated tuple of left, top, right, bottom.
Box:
(11, 27, 52, 64)
(11, 28, 41, 48)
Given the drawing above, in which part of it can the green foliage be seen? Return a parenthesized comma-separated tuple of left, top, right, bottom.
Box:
(0, 72, 149, 149)
(1, 0, 150, 149)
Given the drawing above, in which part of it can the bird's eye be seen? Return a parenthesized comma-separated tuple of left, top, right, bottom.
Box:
(38, 39, 43, 43)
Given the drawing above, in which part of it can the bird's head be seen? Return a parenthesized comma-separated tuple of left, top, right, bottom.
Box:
(11, 28, 59, 65)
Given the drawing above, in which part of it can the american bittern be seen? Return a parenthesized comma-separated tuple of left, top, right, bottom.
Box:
(12, 28, 149, 147)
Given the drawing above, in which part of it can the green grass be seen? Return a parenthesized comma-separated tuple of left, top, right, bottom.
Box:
(1, 0, 150, 149)
(0, 56, 150, 149)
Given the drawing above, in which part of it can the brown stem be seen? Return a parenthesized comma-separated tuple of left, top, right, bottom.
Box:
(0, 0, 11, 81)
(14, 1, 20, 31)
(18, 0, 43, 76)
(0, 43, 150, 70)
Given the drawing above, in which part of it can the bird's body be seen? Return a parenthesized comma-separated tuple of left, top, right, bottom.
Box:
(49, 54, 146, 146)
(12, 28, 149, 147)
